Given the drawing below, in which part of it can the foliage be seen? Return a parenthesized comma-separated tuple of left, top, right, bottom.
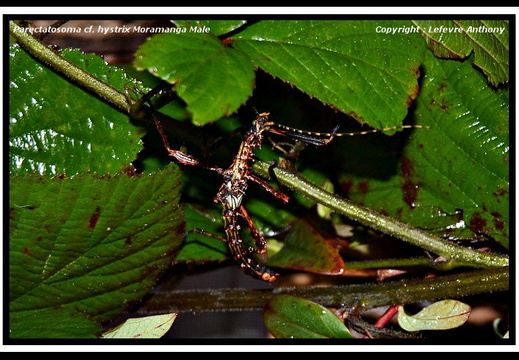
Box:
(397, 300, 471, 332)
(264, 295, 354, 338)
(101, 314, 177, 339)
(8, 19, 509, 340)
(9, 37, 183, 338)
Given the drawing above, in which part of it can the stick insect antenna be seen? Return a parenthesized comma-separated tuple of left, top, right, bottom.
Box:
(268, 123, 429, 146)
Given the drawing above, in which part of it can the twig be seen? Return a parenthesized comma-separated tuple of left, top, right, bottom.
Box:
(138, 266, 509, 313)
(253, 161, 509, 270)
(9, 20, 130, 113)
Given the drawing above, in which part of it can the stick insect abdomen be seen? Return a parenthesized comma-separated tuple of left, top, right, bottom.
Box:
(222, 204, 279, 283)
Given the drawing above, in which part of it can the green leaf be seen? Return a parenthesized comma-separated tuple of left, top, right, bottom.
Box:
(267, 220, 345, 275)
(9, 164, 184, 338)
(9, 44, 144, 176)
(398, 300, 471, 331)
(10, 308, 101, 339)
(410, 53, 509, 247)
(134, 31, 255, 124)
(101, 314, 177, 339)
(264, 295, 353, 338)
(343, 52, 509, 248)
(233, 20, 426, 129)
(412, 20, 509, 86)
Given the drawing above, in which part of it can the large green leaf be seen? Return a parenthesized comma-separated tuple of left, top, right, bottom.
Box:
(410, 53, 508, 247)
(343, 52, 509, 248)
(9, 44, 144, 176)
(133, 20, 426, 129)
(412, 20, 509, 86)
(134, 30, 256, 125)
(233, 20, 427, 129)
(9, 164, 184, 338)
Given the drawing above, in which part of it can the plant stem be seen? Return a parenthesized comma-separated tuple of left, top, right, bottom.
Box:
(253, 161, 509, 269)
(9, 20, 131, 113)
(9, 20, 209, 149)
(139, 266, 508, 314)
(345, 257, 433, 269)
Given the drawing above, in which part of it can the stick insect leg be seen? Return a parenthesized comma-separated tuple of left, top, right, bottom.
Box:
(227, 239, 279, 283)
(247, 173, 290, 204)
(188, 228, 227, 242)
(151, 106, 225, 174)
(267, 160, 288, 198)
(188, 227, 258, 258)
(237, 205, 268, 255)
(189, 227, 278, 283)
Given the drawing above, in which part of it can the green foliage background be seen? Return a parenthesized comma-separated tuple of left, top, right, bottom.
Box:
(8, 19, 509, 339)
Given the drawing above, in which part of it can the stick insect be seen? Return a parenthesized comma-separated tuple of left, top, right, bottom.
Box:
(153, 108, 426, 282)
(154, 111, 289, 283)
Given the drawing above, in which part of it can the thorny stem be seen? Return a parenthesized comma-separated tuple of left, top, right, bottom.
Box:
(139, 266, 509, 314)
(253, 161, 509, 270)
(9, 20, 131, 113)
